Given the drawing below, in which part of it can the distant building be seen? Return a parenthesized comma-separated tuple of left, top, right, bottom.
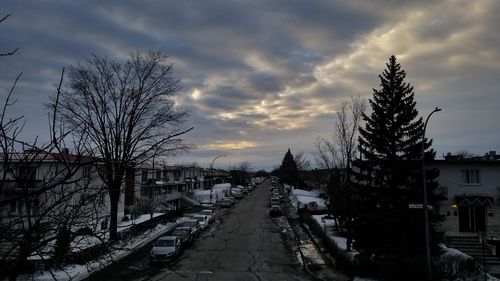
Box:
(124, 164, 230, 216)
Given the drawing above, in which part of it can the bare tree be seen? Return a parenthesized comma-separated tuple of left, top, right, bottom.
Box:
(0, 73, 111, 280)
(0, 16, 114, 280)
(294, 151, 311, 172)
(313, 96, 365, 251)
(0, 14, 19, 57)
(50, 51, 192, 241)
(230, 161, 251, 186)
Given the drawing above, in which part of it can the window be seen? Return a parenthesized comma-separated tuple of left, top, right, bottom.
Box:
(82, 166, 92, 178)
(156, 170, 161, 179)
(17, 166, 37, 188)
(141, 170, 148, 183)
(461, 169, 480, 185)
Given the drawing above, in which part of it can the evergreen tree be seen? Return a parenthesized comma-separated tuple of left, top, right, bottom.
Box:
(352, 55, 441, 278)
(279, 149, 299, 185)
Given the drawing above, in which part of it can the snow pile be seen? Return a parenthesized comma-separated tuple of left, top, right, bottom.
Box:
(292, 188, 320, 198)
(289, 189, 327, 211)
(435, 244, 499, 281)
(311, 214, 336, 228)
(21, 218, 184, 281)
(118, 213, 164, 230)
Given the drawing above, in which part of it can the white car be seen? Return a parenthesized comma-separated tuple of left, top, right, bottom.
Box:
(192, 214, 210, 229)
(200, 209, 214, 222)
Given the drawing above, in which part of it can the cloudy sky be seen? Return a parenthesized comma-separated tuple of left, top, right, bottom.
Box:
(1, 0, 499, 170)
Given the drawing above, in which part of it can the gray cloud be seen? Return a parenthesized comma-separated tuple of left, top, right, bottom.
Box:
(1, 0, 499, 170)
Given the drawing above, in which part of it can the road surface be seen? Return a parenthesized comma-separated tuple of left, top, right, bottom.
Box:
(87, 180, 317, 281)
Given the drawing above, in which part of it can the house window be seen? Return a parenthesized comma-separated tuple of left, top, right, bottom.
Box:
(156, 170, 161, 180)
(83, 166, 92, 178)
(461, 169, 480, 185)
(17, 166, 37, 188)
(141, 170, 148, 183)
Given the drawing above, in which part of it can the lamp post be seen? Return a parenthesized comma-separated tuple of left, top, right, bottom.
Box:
(210, 155, 226, 204)
(422, 107, 441, 281)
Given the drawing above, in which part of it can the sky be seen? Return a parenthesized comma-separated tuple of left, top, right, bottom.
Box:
(1, 0, 500, 171)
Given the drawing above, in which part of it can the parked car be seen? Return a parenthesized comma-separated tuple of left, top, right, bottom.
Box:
(269, 198, 280, 207)
(171, 227, 193, 248)
(217, 198, 232, 208)
(179, 219, 201, 236)
(231, 189, 244, 199)
(223, 196, 236, 205)
(200, 209, 214, 222)
(269, 205, 282, 217)
(149, 236, 181, 263)
(192, 214, 210, 229)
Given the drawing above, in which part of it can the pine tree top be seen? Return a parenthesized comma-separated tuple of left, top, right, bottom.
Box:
(359, 55, 428, 161)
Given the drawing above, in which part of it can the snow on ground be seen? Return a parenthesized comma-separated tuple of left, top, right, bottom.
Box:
(291, 188, 320, 198)
(311, 214, 336, 228)
(293, 195, 327, 210)
(309, 214, 358, 256)
(21, 217, 187, 281)
(118, 213, 164, 230)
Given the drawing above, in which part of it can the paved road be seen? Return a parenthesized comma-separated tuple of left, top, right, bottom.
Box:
(135, 180, 313, 281)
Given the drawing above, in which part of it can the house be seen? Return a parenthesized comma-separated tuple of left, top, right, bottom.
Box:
(124, 164, 230, 216)
(0, 150, 122, 263)
(432, 151, 500, 237)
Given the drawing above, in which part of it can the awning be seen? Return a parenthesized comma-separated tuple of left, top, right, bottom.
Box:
(455, 195, 494, 207)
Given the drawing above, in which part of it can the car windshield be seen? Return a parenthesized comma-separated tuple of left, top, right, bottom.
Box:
(200, 211, 211, 215)
(172, 229, 188, 236)
(155, 239, 175, 247)
(182, 221, 197, 227)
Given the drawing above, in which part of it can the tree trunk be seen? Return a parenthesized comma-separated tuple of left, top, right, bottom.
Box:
(108, 186, 120, 241)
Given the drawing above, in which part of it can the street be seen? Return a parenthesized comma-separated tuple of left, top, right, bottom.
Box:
(87, 180, 315, 281)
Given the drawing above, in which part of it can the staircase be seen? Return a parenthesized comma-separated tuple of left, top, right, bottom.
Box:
(181, 194, 200, 206)
(446, 235, 500, 274)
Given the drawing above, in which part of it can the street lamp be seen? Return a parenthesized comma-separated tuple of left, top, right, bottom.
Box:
(210, 155, 226, 204)
(422, 107, 441, 281)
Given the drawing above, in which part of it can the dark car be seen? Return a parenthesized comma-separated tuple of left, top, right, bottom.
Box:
(171, 226, 193, 248)
(268, 197, 280, 207)
(179, 219, 201, 237)
(218, 198, 232, 208)
(269, 205, 282, 217)
(149, 236, 181, 263)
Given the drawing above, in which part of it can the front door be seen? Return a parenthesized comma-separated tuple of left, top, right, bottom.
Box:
(458, 206, 486, 232)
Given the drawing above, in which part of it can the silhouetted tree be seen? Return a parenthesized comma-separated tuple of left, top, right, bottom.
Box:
(50, 51, 192, 241)
(279, 149, 299, 185)
(352, 55, 441, 278)
(314, 96, 365, 251)
(1, 56, 107, 281)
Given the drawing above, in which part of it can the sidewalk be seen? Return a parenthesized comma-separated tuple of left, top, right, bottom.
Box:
(17, 214, 186, 281)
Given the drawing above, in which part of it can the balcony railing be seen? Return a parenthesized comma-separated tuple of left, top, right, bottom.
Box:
(2, 180, 42, 194)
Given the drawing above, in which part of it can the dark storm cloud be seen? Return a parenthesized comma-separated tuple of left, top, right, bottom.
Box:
(247, 73, 284, 93)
